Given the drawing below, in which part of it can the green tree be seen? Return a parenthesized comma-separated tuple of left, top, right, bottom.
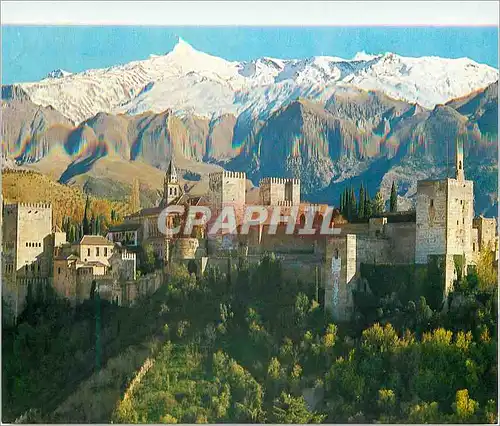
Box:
(90, 215, 96, 235)
(349, 187, 357, 220)
(452, 389, 478, 422)
(271, 392, 324, 423)
(358, 183, 366, 219)
(82, 196, 90, 235)
(365, 192, 373, 219)
(68, 224, 76, 243)
(476, 244, 497, 291)
(373, 191, 385, 216)
(390, 181, 398, 213)
(95, 215, 101, 236)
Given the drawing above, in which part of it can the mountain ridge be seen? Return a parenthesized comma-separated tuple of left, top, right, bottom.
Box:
(3, 39, 498, 124)
(1, 42, 498, 216)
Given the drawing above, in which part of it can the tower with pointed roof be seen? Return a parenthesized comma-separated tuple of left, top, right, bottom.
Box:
(162, 156, 182, 207)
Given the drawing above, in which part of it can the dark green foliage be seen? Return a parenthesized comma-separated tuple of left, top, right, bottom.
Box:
(349, 187, 357, 221)
(358, 183, 366, 219)
(390, 181, 398, 213)
(82, 195, 90, 235)
(365, 191, 373, 219)
(3, 254, 497, 424)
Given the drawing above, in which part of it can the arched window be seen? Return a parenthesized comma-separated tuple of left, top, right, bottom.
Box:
(459, 161, 462, 170)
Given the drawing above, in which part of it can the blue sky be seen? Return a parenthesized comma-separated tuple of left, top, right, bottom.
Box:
(2, 25, 498, 85)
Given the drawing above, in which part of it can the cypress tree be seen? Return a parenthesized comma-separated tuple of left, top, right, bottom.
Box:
(95, 215, 101, 236)
(358, 183, 365, 219)
(365, 192, 373, 219)
(349, 187, 357, 220)
(390, 181, 398, 213)
(90, 215, 96, 235)
(83, 196, 90, 235)
(340, 191, 344, 213)
(69, 224, 75, 243)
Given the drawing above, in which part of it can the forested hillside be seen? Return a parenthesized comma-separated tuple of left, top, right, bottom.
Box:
(2, 251, 497, 423)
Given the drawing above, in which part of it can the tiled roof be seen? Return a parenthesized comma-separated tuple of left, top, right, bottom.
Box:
(85, 260, 108, 267)
(80, 235, 114, 246)
(54, 253, 80, 261)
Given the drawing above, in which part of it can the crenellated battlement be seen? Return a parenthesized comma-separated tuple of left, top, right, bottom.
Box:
(18, 202, 52, 209)
(209, 171, 246, 182)
(277, 200, 294, 206)
(259, 176, 301, 206)
(260, 177, 300, 185)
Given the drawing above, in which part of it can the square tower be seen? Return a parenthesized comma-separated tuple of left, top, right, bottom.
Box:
(415, 138, 474, 294)
(2, 202, 53, 321)
(259, 177, 301, 206)
(2, 202, 53, 275)
(208, 171, 246, 211)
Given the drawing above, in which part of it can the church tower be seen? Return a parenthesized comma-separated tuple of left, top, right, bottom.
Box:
(162, 156, 182, 207)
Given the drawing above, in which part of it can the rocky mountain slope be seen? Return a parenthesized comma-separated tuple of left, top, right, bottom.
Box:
(1, 41, 498, 216)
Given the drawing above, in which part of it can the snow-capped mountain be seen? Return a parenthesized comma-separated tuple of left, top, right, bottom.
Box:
(46, 69, 73, 79)
(11, 38, 499, 124)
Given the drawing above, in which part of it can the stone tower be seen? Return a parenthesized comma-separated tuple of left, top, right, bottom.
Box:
(259, 177, 301, 206)
(162, 156, 182, 206)
(2, 202, 53, 320)
(415, 138, 474, 295)
(208, 171, 246, 212)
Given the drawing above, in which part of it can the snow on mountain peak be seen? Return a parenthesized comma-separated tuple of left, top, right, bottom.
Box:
(46, 69, 72, 79)
(353, 51, 381, 61)
(15, 42, 499, 124)
(170, 37, 199, 56)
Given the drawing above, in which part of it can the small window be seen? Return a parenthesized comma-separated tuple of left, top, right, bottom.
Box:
(87, 248, 91, 256)
(26, 242, 28, 247)
(58, 267, 61, 274)
(462, 218, 465, 224)
(104, 247, 108, 256)
(457, 220, 459, 225)
(430, 199, 434, 207)
(460, 200, 463, 205)
(473, 243, 476, 252)
(459, 161, 462, 170)
(96, 247, 100, 256)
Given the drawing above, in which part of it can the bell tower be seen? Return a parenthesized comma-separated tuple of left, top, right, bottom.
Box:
(162, 156, 182, 206)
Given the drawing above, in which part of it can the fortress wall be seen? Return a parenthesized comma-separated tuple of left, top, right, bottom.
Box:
(385, 222, 417, 264)
(53, 260, 77, 301)
(473, 217, 497, 251)
(205, 253, 321, 286)
(257, 229, 316, 254)
(354, 235, 392, 266)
